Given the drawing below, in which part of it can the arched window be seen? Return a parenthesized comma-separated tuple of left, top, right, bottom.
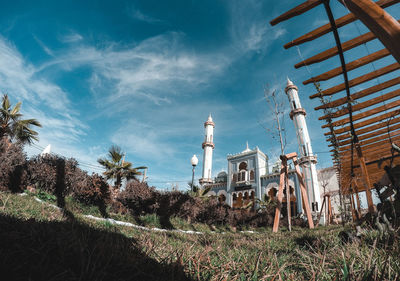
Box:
(239, 162, 247, 170)
(218, 194, 226, 204)
(249, 170, 255, 181)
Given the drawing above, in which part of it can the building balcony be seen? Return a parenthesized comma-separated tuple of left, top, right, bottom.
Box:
(232, 169, 255, 187)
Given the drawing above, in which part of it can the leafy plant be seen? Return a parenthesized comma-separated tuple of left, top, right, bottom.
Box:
(97, 145, 146, 190)
(0, 94, 41, 144)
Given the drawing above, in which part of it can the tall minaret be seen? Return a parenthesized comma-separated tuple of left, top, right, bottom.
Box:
(285, 78, 322, 212)
(199, 114, 215, 185)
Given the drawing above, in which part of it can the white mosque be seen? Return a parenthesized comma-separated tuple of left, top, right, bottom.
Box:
(199, 79, 322, 215)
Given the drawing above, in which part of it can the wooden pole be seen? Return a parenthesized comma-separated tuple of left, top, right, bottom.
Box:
(293, 156, 315, 229)
(327, 195, 333, 225)
(316, 195, 326, 227)
(355, 144, 375, 213)
(273, 159, 287, 233)
(285, 164, 292, 231)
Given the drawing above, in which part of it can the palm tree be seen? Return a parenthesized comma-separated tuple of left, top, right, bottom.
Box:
(0, 94, 41, 144)
(97, 145, 146, 190)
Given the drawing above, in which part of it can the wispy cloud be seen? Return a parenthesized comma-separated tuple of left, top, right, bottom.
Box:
(129, 8, 164, 25)
(228, 0, 285, 54)
(0, 36, 88, 164)
(33, 35, 54, 57)
(41, 32, 230, 109)
(60, 32, 83, 43)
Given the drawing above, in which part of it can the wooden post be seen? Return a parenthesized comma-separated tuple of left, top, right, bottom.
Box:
(273, 159, 287, 233)
(327, 195, 333, 225)
(285, 163, 292, 231)
(293, 156, 314, 229)
(355, 144, 375, 213)
(316, 195, 326, 227)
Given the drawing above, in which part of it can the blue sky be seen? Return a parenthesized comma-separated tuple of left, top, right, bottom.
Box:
(1, 0, 399, 190)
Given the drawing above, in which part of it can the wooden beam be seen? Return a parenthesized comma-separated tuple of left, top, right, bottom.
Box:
(270, 0, 323, 26)
(334, 122, 400, 146)
(304, 48, 390, 85)
(315, 76, 400, 110)
(340, 150, 400, 168)
(324, 108, 400, 135)
(327, 115, 400, 141)
(323, 99, 400, 128)
(339, 0, 400, 63)
(311, 63, 400, 99)
(338, 128, 400, 151)
(338, 135, 400, 159)
(284, 0, 399, 49)
(320, 88, 400, 120)
(295, 29, 376, 69)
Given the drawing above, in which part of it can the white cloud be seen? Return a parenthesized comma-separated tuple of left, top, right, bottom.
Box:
(41, 32, 229, 110)
(0, 36, 89, 166)
(129, 8, 164, 25)
(60, 32, 83, 43)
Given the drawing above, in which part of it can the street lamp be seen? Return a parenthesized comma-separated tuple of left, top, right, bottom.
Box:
(190, 155, 198, 192)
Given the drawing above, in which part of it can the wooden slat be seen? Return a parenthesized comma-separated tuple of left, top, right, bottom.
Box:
(340, 150, 399, 168)
(338, 135, 400, 158)
(295, 31, 374, 69)
(304, 48, 390, 85)
(324, 108, 400, 135)
(311, 63, 400, 99)
(338, 128, 400, 151)
(320, 88, 400, 120)
(340, 156, 400, 177)
(333, 122, 400, 146)
(340, 150, 397, 168)
(296, 19, 400, 69)
(322, 99, 400, 128)
(333, 142, 392, 159)
(340, 0, 400, 64)
(285, 0, 400, 49)
(270, 0, 323, 26)
(327, 115, 400, 141)
(315, 76, 400, 110)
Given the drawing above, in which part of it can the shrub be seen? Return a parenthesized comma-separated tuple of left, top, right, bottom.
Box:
(0, 140, 27, 192)
(117, 181, 158, 216)
(72, 173, 110, 206)
(26, 154, 79, 196)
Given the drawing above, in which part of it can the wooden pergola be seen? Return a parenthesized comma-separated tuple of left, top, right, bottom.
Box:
(270, 0, 400, 215)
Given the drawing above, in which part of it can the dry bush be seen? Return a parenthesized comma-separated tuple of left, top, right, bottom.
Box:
(0, 140, 27, 192)
(72, 173, 110, 206)
(26, 154, 79, 196)
(117, 181, 158, 216)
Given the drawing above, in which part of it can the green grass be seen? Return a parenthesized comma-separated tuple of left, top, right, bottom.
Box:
(1, 190, 399, 280)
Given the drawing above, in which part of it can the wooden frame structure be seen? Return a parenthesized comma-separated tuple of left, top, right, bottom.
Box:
(270, 0, 400, 215)
(273, 152, 314, 232)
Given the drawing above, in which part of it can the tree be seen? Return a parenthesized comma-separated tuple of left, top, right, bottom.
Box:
(97, 145, 146, 190)
(0, 94, 41, 144)
(262, 86, 292, 231)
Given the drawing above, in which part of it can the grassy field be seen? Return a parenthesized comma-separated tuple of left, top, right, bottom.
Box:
(0, 191, 399, 280)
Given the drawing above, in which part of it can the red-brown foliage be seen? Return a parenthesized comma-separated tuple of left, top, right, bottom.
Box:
(117, 180, 158, 216)
(73, 173, 110, 206)
(0, 140, 27, 192)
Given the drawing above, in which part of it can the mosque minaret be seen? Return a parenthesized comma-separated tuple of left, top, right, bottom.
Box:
(199, 114, 215, 185)
(285, 78, 322, 212)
